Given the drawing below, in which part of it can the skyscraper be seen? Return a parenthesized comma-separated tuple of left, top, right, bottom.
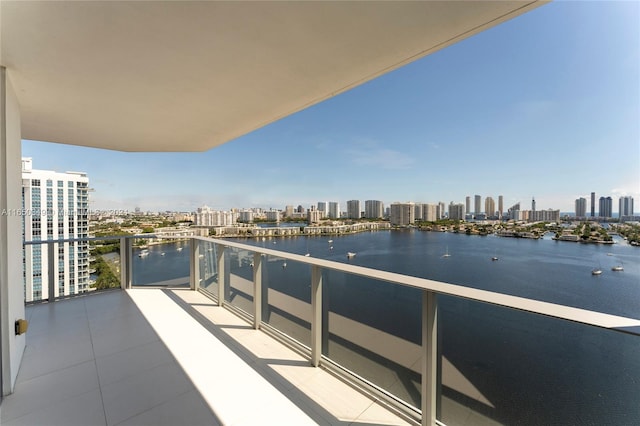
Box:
(485, 197, 496, 217)
(364, 200, 384, 219)
(317, 201, 328, 218)
(22, 158, 89, 301)
(531, 197, 536, 213)
(346, 200, 361, 219)
(575, 197, 587, 217)
(465, 196, 470, 214)
(449, 202, 465, 220)
(389, 202, 415, 226)
(590, 192, 595, 217)
(498, 195, 504, 218)
(599, 196, 612, 218)
(474, 195, 481, 215)
(619, 196, 634, 217)
(328, 202, 340, 219)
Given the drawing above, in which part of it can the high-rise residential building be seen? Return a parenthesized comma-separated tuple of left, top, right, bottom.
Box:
(531, 197, 536, 213)
(317, 201, 328, 218)
(238, 210, 254, 223)
(590, 192, 596, 217)
(414, 203, 423, 221)
(364, 200, 384, 219)
(264, 209, 280, 222)
(194, 205, 238, 226)
(599, 196, 612, 218)
(508, 202, 521, 220)
(307, 209, 323, 224)
(448, 202, 465, 220)
(575, 197, 587, 217)
(389, 202, 415, 226)
(423, 203, 438, 222)
(465, 196, 470, 214)
(437, 202, 445, 219)
(474, 195, 481, 215)
(619, 196, 634, 217)
(346, 200, 361, 219)
(328, 202, 340, 219)
(285, 205, 294, 218)
(22, 158, 89, 301)
(498, 195, 504, 218)
(485, 197, 496, 217)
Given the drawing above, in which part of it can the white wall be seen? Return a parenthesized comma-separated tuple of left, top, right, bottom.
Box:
(1, 67, 26, 395)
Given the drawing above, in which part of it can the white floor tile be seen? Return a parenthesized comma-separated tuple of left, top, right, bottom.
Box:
(100, 362, 194, 426)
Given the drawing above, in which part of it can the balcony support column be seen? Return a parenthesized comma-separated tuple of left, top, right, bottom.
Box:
(311, 265, 322, 367)
(252, 253, 262, 330)
(120, 238, 131, 289)
(421, 290, 438, 426)
(189, 238, 199, 291)
(47, 242, 56, 301)
(216, 245, 225, 306)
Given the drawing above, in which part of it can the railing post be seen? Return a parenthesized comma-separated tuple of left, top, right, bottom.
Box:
(190, 238, 199, 291)
(252, 252, 262, 330)
(216, 245, 225, 306)
(47, 241, 55, 301)
(422, 290, 438, 426)
(120, 237, 131, 289)
(311, 265, 322, 367)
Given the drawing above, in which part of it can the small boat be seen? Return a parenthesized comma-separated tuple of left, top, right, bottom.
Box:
(138, 250, 149, 258)
(282, 261, 287, 268)
(161, 252, 166, 256)
(304, 253, 310, 257)
(177, 247, 183, 252)
(329, 246, 334, 250)
(491, 256, 499, 261)
(591, 268, 602, 275)
(442, 246, 451, 258)
(611, 265, 624, 271)
(347, 252, 356, 258)
(607, 253, 613, 256)
(328, 240, 333, 243)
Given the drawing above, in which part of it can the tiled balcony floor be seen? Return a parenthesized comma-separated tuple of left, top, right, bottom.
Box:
(0, 288, 412, 426)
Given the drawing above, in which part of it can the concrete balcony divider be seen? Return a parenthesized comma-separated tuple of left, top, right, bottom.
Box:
(26, 235, 640, 426)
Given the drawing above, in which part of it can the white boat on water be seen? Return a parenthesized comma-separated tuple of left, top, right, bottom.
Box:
(347, 252, 356, 258)
(491, 256, 499, 261)
(442, 246, 451, 258)
(138, 250, 149, 258)
(611, 265, 624, 271)
(591, 268, 602, 275)
(177, 247, 183, 252)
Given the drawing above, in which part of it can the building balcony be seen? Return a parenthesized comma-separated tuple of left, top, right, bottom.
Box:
(10, 236, 640, 426)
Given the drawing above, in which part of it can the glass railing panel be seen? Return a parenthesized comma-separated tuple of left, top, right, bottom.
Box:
(439, 296, 640, 425)
(132, 237, 189, 286)
(87, 238, 122, 293)
(198, 240, 219, 296)
(323, 269, 422, 408)
(225, 246, 254, 315)
(261, 253, 312, 347)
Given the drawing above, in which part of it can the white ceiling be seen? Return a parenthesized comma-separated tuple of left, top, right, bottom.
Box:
(1, 1, 545, 152)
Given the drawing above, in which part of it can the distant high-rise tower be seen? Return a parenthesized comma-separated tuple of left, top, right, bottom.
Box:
(599, 196, 612, 218)
(498, 195, 504, 218)
(328, 202, 340, 219)
(485, 197, 495, 217)
(448, 202, 465, 220)
(346, 200, 361, 219)
(317, 201, 328, 218)
(364, 200, 384, 219)
(465, 196, 471, 214)
(474, 195, 481, 215)
(575, 197, 587, 217)
(590, 192, 596, 217)
(389, 202, 415, 226)
(22, 158, 89, 302)
(532, 197, 536, 212)
(437, 202, 445, 220)
(619, 196, 634, 217)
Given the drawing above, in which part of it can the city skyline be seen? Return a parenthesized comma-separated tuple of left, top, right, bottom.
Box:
(21, 1, 639, 213)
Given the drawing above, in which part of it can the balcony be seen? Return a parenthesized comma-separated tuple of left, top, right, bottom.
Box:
(9, 236, 640, 426)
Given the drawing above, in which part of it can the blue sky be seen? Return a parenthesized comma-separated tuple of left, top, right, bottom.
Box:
(23, 1, 639, 213)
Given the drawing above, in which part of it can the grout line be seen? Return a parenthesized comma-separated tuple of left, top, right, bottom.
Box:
(84, 298, 109, 426)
